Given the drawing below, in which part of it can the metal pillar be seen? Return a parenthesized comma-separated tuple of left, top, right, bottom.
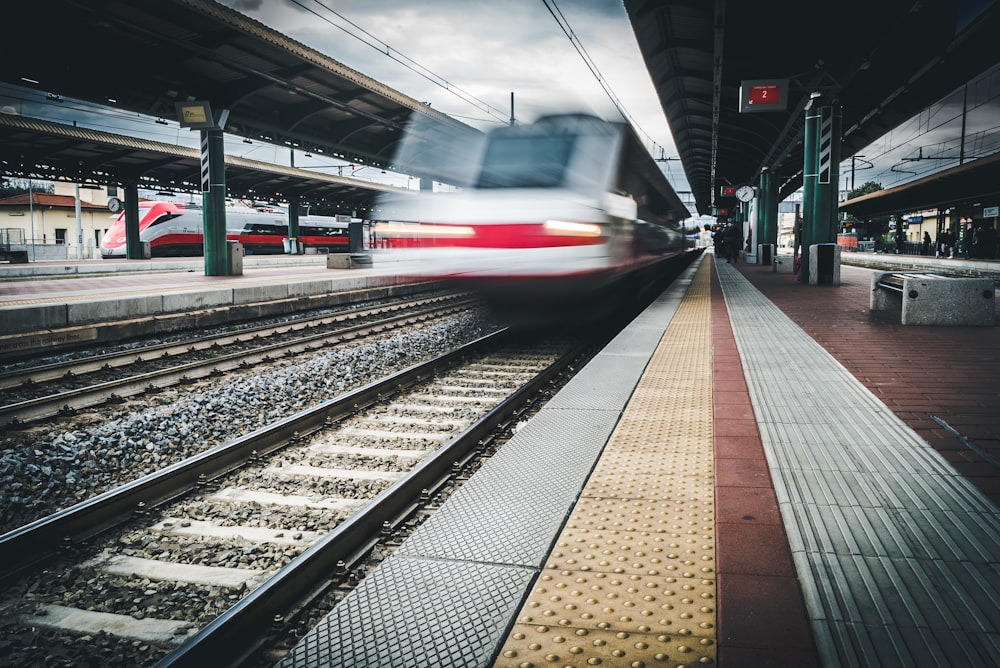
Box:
(201, 128, 228, 276)
(288, 199, 301, 254)
(800, 106, 819, 282)
(801, 103, 842, 283)
(759, 168, 778, 246)
(123, 181, 143, 259)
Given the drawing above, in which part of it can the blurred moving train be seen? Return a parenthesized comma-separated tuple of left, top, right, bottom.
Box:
(374, 113, 697, 318)
(100, 202, 349, 258)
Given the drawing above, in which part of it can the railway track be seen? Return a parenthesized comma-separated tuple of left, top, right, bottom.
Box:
(0, 328, 595, 668)
(0, 293, 476, 428)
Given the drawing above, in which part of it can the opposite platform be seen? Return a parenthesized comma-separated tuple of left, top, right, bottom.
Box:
(0, 253, 432, 356)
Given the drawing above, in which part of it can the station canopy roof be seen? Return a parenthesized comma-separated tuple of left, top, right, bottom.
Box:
(623, 0, 1000, 218)
(0, 0, 480, 215)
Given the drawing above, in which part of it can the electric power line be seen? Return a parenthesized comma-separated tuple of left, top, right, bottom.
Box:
(540, 0, 668, 161)
(289, 0, 512, 126)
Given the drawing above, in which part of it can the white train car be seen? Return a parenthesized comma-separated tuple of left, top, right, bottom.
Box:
(374, 114, 693, 314)
(100, 202, 349, 258)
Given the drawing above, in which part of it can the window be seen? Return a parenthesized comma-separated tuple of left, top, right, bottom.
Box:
(55, 228, 67, 245)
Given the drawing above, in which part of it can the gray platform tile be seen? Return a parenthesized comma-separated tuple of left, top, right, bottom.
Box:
(781, 466, 992, 519)
(543, 354, 649, 410)
(922, 559, 1000, 633)
(803, 550, 1000, 635)
(780, 501, 867, 556)
(877, 469, 997, 513)
(396, 407, 617, 566)
(821, 620, 999, 668)
(763, 426, 871, 472)
(893, 509, 1000, 564)
(274, 556, 534, 668)
(783, 500, 988, 561)
(598, 326, 667, 358)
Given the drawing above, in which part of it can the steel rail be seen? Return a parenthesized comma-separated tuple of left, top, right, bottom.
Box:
(0, 293, 462, 391)
(0, 298, 478, 427)
(0, 327, 513, 581)
(155, 333, 588, 668)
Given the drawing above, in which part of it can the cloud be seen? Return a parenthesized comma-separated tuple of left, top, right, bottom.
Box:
(216, 0, 684, 190)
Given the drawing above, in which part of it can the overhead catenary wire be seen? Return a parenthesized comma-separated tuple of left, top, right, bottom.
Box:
(289, 0, 512, 126)
(539, 0, 677, 179)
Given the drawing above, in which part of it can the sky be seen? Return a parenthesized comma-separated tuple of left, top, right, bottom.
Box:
(216, 0, 692, 198)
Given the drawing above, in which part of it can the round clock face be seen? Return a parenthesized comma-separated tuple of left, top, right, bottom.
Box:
(736, 185, 755, 202)
(107, 197, 122, 213)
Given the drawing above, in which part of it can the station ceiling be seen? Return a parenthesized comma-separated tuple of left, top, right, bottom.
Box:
(0, 0, 477, 214)
(0, 113, 406, 215)
(624, 0, 1000, 217)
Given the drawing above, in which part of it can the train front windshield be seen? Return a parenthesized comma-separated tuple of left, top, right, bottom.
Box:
(473, 130, 612, 193)
(475, 136, 574, 188)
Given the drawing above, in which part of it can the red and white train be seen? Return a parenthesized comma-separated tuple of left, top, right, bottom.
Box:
(100, 202, 350, 258)
(374, 113, 696, 316)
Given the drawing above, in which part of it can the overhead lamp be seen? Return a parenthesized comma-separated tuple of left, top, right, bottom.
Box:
(243, 138, 252, 144)
(155, 117, 168, 125)
(46, 92, 63, 102)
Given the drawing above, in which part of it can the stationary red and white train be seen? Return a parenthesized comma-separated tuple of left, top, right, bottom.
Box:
(374, 113, 696, 316)
(100, 202, 350, 258)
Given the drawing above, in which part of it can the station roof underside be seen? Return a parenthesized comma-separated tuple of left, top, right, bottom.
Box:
(623, 0, 1000, 217)
(0, 113, 408, 215)
(0, 0, 476, 213)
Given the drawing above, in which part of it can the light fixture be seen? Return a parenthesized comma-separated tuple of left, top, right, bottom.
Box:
(243, 138, 252, 144)
(46, 92, 63, 102)
(155, 117, 168, 125)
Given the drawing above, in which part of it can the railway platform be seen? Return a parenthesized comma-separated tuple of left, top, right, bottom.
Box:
(0, 252, 432, 358)
(271, 252, 1000, 668)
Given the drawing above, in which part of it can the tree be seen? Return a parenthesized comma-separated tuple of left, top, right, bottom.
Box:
(0, 178, 54, 199)
(846, 181, 881, 200)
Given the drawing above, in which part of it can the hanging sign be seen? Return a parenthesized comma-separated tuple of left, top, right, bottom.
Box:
(739, 79, 788, 113)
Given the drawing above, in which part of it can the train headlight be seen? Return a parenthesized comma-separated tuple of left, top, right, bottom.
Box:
(543, 220, 602, 237)
(373, 221, 475, 238)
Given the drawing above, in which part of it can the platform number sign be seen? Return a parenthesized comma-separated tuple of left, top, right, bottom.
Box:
(739, 79, 788, 113)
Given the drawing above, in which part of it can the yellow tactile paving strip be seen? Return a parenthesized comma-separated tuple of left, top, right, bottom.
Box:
(494, 262, 715, 667)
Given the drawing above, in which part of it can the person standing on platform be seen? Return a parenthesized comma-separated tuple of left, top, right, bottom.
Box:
(724, 224, 741, 263)
(922, 231, 932, 256)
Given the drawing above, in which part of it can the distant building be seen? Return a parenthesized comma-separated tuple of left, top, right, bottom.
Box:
(0, 184, 116, 260)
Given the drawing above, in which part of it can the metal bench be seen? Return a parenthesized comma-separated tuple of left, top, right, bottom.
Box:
(870, 271, 995, 325)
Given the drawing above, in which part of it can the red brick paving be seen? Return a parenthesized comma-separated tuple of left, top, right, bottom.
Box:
(711, 256, 820, 667)
(731, 259, 1000, 507)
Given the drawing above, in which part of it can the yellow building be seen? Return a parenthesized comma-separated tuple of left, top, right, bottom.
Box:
(0, 183, 116, 260)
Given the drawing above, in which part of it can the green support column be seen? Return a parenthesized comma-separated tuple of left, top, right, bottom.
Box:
(812, 105, 842, 244)
(800, 104, 819, 283)
(760, 168, 777, 246)
(802, 103, 842, 283)
(123, 180, 143, 259)
(288, 200, 301, 254)
(201, 128, 228, 276)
